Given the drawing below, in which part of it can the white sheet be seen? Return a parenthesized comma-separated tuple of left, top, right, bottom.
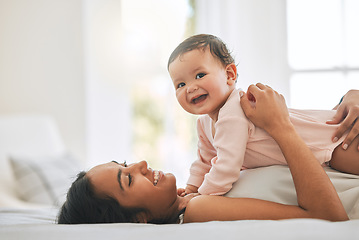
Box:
(1, 213, 358, 240)
(0, 207, 58, 225)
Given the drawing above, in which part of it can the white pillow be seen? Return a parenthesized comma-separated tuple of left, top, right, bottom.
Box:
(9, 153, 81, 207)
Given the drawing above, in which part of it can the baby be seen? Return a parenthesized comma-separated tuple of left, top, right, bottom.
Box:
(167, 34, 359, 196)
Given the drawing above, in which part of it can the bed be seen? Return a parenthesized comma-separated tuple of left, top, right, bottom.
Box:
(1, 115, 359, 240)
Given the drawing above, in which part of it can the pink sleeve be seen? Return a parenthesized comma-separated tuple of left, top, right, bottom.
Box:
(198, 92, 251, 195)
(186, 118, 216, 188)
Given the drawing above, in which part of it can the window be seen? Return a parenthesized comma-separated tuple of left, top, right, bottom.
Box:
(287, 0, 359, 109)
(120, 0, 196, 186)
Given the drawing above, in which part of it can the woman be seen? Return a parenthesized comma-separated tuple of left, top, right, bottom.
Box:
(58, 85, 357, 224)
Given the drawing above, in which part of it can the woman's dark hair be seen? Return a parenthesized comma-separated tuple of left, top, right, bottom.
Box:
(57, 171, 146, 224)
(167, 34, 235, 69)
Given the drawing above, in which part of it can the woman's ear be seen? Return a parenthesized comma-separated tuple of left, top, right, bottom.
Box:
(226, 63, 237, 86)
(135, 211, 149, 223)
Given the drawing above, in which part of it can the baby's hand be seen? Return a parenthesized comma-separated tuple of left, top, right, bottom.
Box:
(177, 188, 186, 196)
(178, 185, 199, 196)
(178, 187, 200, 198)
(178, 185, 199, 197)
(184, 185, 198, 195)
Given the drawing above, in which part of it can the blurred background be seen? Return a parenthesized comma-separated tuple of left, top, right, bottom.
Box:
(0, 0, 358, 187)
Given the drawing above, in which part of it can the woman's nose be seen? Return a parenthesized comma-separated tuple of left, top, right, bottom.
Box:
(133, 160, 148, 175)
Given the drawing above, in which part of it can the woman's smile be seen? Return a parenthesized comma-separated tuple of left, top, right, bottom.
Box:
(154, 169, 166, 186)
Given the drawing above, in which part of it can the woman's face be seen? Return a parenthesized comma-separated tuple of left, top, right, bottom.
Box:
(86, 161, 179, 222)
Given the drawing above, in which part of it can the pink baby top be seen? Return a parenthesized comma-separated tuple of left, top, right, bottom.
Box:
(187, 88, 345, 195)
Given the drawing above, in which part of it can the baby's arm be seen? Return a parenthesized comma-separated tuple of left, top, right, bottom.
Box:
(197, 92, 251, 195)
(185, 117, 217, 194)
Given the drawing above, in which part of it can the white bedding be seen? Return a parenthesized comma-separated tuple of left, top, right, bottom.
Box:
(1, 165, 359, 240)
(1, 208, 358, 240)
(1, 219, 359, 240)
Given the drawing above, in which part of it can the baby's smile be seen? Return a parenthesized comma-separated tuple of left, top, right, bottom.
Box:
(191, 94, 208, 104)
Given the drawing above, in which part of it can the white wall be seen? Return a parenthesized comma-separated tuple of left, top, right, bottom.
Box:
(0, 0, 133, 166)
(83, 0, 132, 166)
(195, 0, 291, 100)
(0, 0, 291, 166)
(0, 0, 86, 161)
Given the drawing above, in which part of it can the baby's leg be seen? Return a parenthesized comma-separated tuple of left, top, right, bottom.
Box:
(329, 135, 359, 175)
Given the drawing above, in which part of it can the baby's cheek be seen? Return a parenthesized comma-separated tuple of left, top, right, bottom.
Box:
(176, 92, 185, 102)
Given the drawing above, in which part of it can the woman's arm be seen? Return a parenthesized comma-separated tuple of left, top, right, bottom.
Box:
(184, 84, 348, 222)
(327, 89, 359, 150)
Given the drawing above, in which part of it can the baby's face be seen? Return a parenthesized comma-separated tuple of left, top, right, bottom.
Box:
(168, 48, 235, 120)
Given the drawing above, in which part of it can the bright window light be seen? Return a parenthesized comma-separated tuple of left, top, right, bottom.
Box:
(287, 0, 359, 110)
(287, 0, 342, 69)
(120, 0, 195, 187)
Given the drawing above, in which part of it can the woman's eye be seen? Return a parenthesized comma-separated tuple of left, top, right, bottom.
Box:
(177, 82, 185, 88)
(128, 174, 132, 186)
(196, 73, 205, 79)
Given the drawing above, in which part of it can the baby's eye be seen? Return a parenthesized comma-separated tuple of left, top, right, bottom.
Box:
(196, 73, 206, 79)
(177, 82, 185, 88)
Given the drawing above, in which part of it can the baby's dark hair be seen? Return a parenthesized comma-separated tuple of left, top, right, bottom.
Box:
(167, 34, 235, 69)
(57, 171, 146, 224)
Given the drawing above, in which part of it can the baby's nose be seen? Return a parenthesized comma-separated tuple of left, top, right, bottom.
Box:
(187, 84, 198, 93)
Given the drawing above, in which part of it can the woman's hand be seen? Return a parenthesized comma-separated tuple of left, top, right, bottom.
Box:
(240, 83, 292, 136)
(327, 90, 359, 150)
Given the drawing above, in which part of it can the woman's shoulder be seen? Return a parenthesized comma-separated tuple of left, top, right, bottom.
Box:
(183, 195, 234, 223)
(183, 195, 211, 223)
